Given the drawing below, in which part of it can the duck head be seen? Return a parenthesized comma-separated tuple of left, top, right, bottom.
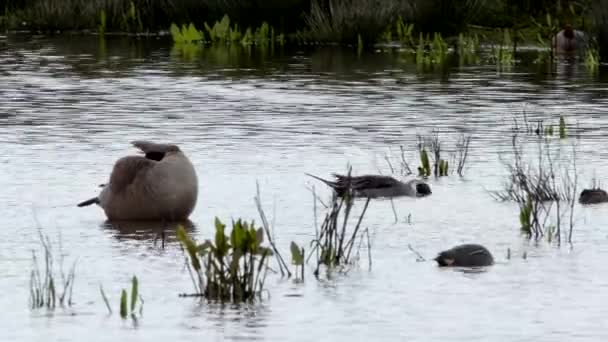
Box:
(415, 182, 432, 197)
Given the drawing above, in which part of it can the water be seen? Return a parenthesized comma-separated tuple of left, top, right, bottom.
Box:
(2, 34, 608, 341)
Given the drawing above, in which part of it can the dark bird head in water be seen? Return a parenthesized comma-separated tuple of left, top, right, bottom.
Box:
(434, 251, 455, 266)
(416, 182, 432, 196)
(564, 23, 575, 39)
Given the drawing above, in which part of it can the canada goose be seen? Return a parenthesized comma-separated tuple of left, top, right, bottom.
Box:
(305, 173, 431, 198)
(553, 23, 588, 55)
(434, 244, 494, 267)
(578, 188, 608, 205)
(78, 141, 198, 221)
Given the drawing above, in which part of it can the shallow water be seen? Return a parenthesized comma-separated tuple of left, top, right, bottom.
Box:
(2, 34, 608, 341)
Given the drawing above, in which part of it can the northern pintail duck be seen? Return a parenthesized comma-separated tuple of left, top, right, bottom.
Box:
(434, 244, 494, 267)
(78, 141, 198, 221)
(578, 188, 608, 205)
(305, 173, 431, 198)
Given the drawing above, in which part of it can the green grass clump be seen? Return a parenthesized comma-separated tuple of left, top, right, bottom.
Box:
(415, 32, 448, 68)
(418, 148, 431, 177)
(177, 218, 273, 303)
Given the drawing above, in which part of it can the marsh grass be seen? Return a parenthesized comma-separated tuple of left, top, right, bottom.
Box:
(490, 28, 515, 66)
(29, 230, 77, 310)
(176, 217, 273, 303)
(307, 167, 372, 277)
(493, 134, 578, 244)
(457, 33, 480, 65)
(299, 0, 399, 45)
(415, 32, 448, 68)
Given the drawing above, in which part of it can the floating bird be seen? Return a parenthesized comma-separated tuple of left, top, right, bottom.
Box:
(305, 173, 431, 198)
(78, 141, 198, 221)
(578, 188, 608, 205)
(434, 244, 494, 267)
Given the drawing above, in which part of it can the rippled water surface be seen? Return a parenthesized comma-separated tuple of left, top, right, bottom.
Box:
(2, 34, 608, 341)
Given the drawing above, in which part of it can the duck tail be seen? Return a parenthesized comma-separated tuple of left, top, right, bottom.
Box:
(304, 173, 337, 188)
(77, 197, 99, 207)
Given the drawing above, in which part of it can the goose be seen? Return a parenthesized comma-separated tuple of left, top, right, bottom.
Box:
(305, 173, 431, 198)
(78, 141, 198, 221)
(578, 188, 608, 205)
(434, 244, 494, 267)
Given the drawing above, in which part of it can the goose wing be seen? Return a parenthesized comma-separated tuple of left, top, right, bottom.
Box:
(333, 174, 398, 190)
(132, 140, 180, 154)
(108, 155, 156, 193)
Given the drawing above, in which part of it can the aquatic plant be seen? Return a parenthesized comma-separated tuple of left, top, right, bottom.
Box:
(381, 16, 415, 48)
(415, 32, 448, 67)
(170, 23, 203, 44)
(290, 241, 305, 282)
(559, 115, 567, 139)
(170, 17, 283, 47)
(308, 167, 372, 277)
(29, 231, 77, 310)
(493, 134, 579, 244)
(120, 276, 142, 319)
(455, 134, 472, 177)
(121, 1, 143, 33)
(490, 28, 514, 67)
(457, 33, 480, 65)
(176, 218, 273, 303)
(584, 44, 600, 72)
(418, 148, 431, 177)
(98, 9, 106, 36)
(300, 0, 399, 46)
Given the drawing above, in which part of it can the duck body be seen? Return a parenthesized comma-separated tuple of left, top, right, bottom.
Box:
(434, 244, 494, 267)
(78, 141, 198, 221)
(306, 173, 431, 198)
(578, 188, 608, 205)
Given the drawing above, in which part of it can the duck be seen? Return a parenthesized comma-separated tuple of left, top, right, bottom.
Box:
(305, 173, 431, 199)
(434, 244, 494, 267)
(77, 141, 198, 221)
(578, 188, 608, 205)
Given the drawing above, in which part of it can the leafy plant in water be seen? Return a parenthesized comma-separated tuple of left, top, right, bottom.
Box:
(418, 148, 431, 177)
(290, 241, 305, 281)
(177, 218, 273, 303)
(170, 23, 203, 44)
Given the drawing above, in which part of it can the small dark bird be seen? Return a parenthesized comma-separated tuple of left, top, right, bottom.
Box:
(578, 188, 608, 205)
(305, 173, 432, 199)
(434, 244, 494, 267)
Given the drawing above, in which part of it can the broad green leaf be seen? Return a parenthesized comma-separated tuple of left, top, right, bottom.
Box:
(290, 241, 303, 265)
(130, 276, 138, 312)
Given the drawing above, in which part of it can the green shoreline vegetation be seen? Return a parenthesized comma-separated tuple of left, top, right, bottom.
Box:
(1, 0, 607, 61)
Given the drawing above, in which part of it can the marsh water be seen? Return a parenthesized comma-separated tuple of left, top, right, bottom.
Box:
(2, 34, 608, 341)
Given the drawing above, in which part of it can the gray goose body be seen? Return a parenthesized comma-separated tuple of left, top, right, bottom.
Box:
(306, 173, 431, 198)
(78, 141, 198, 221)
